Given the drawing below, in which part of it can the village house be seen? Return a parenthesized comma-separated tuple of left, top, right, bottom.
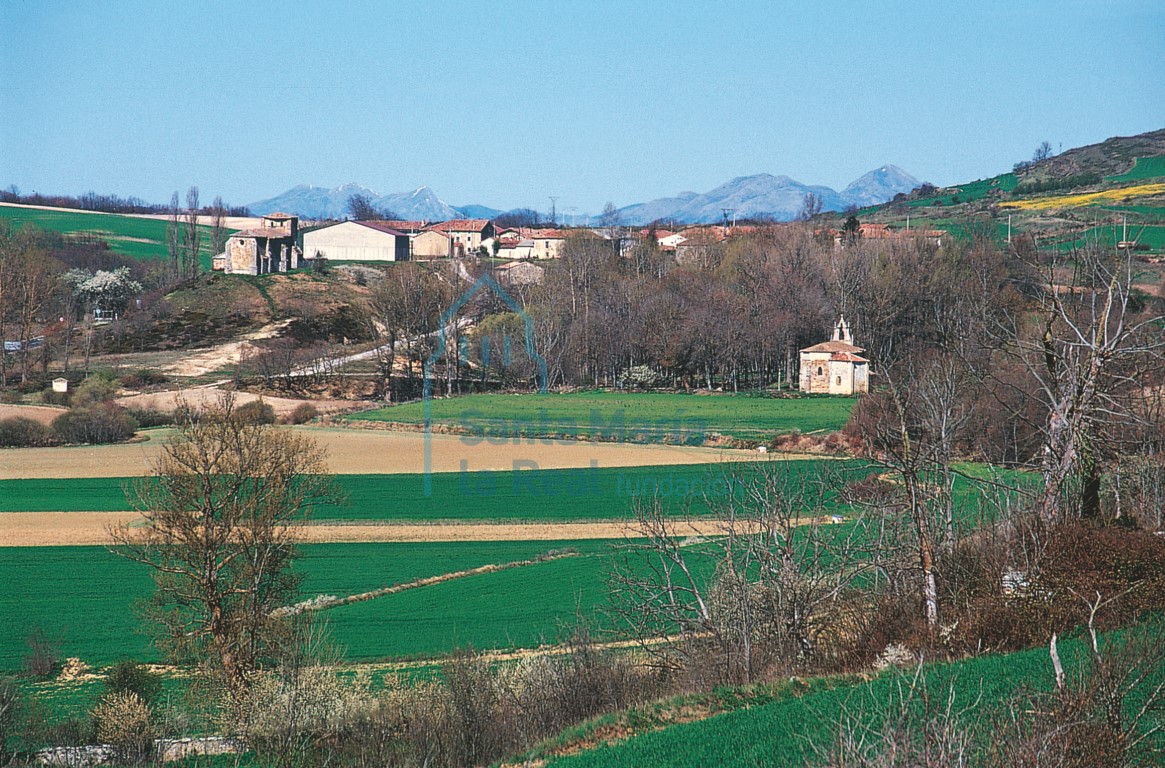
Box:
(426, 219, 496, 257)
(411, 228, 452, 259)
(219, 213, 301, 275)
(301, 220, 409, 263)
(823, 222, 946, 248)
(524, 228, 566, 259)
(799, 317, 869, 395)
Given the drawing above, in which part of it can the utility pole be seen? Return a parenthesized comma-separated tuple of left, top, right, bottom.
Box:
(549, 196, 558, 226)
(721, 208, 735, 230)
(1007, 214, 1012, 244)
(567, 206, 577, 227)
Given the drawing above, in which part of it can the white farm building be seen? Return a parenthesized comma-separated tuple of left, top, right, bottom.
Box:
(302, 221, 410, 263)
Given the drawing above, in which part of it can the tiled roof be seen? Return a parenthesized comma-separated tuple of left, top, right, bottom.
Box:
(428, 219, 491, 233)
(801, 340, 865, 354)
(381, 220, 428, 232)
(676, 227, 727, 245)
(263, 212, 297, 220)
(830, 351, 868, 363)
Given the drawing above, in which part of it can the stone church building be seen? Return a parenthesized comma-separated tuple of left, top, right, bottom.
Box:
(799, 317, 869, 395)
(218, 213, 302, 275)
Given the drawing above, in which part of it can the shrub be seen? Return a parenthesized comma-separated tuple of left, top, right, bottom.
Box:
(0, 678, 20, 764)
(92, 691, 155, 764)
(0, 416, 53, 447)
(946, 520, 1165, 654)
(118, 369, 167, 389)
(104, 661, 163, 706)
(22, 627, 60, 678)
(235, 399, 276, 425)
(39, 389, 72, 406)
(284, 402, 318, 425)
(71, 374, 119, 407)
(52, 404, 138, 445)
(125, 407, 174, 428)
(230, 666, 376, 757)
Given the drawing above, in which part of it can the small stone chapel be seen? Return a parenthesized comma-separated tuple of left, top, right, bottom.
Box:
(799, 317, 869, 395)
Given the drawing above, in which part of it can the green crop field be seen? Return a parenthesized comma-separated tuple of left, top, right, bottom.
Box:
(347, 391, 855, 442)
(0, 541, 619, 671)
(0, 205, 223, 268)
(1106, 155, 1165, 182)
(550, 626, 1165, 767)
(0, 461, 870, 521)
(322, 548, 619, 659)
(1059, 223, 1165, 252)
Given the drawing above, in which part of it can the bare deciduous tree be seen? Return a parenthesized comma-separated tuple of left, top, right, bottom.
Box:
(210, 195, 229, 259)
(182, 186, 201, 279)
(610, 460, 877, 685)
(111, 395, 339, 689)
(993, 247, 1165, 522)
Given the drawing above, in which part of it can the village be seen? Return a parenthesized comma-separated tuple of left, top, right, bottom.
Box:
(2, 2, 1164, 766)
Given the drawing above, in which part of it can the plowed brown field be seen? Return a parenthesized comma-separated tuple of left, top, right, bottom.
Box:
(0, 512, 748, 546)
(0, 426, 762, 479)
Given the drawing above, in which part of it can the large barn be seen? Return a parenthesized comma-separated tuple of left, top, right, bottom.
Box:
(301, 220, 410, 263)
(799, 317, 869, 395)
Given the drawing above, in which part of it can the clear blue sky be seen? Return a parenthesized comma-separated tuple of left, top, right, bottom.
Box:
(1, 0, 1162, 213)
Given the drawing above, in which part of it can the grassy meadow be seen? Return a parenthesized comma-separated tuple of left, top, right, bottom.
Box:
(549, 627, 1165, 766)
(348, 391, 855, 442)
(0, 205, 222, 268)
(1106, 155, 1165, 182)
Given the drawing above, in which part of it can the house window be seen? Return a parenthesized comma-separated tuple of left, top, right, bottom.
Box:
(836, 376, 842, 385)
(817, 367, 823, 376)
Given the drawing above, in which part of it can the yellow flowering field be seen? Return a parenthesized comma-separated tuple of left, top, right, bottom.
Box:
(1000, 182, 1165, 210)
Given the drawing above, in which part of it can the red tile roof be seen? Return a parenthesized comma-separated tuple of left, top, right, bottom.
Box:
(801, 340, 865, 354)
(381, 220, 428, 232)
(428, 219, 491, 233)
(830, 351, 868, 363)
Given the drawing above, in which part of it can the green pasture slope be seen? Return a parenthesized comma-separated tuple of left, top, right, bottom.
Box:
(906, 172, 1018, 207)
(0, 205, 222, 268)
(348, 391, 855, 442)
(0, 461, 871, 520)
(1106, 155, 1165, 182)
(550, 627, 1165, 767)
(1059, 223, 1165, 252)
(0, 541, 617, 671)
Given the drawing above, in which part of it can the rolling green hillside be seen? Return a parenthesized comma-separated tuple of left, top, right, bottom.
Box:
(549, 626, 1165, 766)
(0, 204, 224, 267)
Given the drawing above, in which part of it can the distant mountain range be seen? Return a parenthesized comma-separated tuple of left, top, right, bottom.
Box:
(247, 166, 921, 224)
(246, 183, 497, 222)
(617, 166, 921, 224)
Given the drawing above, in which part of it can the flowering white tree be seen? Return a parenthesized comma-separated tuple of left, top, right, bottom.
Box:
(64, 267, 142, 319)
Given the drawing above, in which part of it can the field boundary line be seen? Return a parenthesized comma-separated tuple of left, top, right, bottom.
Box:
(274, 549, 582, 616)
